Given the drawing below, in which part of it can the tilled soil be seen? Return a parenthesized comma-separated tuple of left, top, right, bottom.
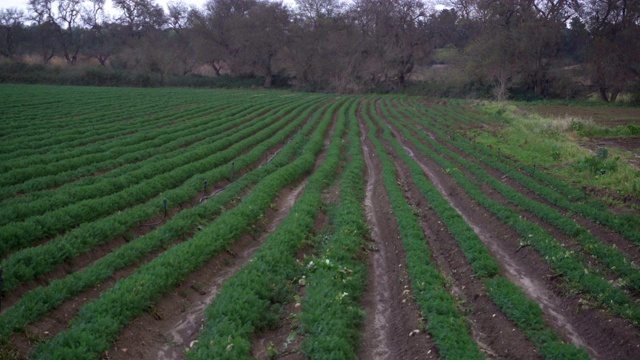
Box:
(523, 105, 640, 126)
(6, 97, 640, 360)
(382, 110, 640, 359)
(106, 178, 310, 360)
(359, 121, 440, 360)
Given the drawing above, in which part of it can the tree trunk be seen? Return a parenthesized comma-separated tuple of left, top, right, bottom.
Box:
(264, 73, 273, 88)
(599, 86, 609, 102)
(610, 89, 620, 103)
(210, 61, 221, 76)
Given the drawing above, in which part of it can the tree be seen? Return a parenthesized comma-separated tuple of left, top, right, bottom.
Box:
(191, 0, 258, 76)
(56, 0, 86, 64)
(351, 0, 430, 88)
(0, 8, 25, 59)
(583, 0, 640, 102)
(27, 0, 58, 63)
(113, 0, 165, 35)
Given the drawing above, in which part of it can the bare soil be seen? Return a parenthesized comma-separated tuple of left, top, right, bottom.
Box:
(525, 105, 640, 126)
(359, 116, 440, 360)
(106, 178, 310, 360)
(386, 109, 640, 359)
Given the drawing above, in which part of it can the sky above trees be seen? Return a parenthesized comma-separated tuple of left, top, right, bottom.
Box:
(2, 0, 299, 12)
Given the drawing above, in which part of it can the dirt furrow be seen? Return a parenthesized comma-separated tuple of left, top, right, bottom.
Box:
(106, 101, 339, 360)
(379, 136, 541, 358)
(359, 118, 440, 360)
(421, 113, 640, 265)
(385, 116, 640, 359)
(103, 178, 310, 360)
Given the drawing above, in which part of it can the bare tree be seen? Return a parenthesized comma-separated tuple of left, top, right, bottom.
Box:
(27, 0, 58, 63)
(583, 0, 640, 102)
(113, 0, 165, 35)
(0, 8, 24, 59)
(56, 0, 86, 64)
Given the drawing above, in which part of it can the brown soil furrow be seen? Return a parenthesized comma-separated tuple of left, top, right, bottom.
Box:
(359, 117, 440, 360)
(4, 114, 306, 307)
(249, 103, 342, 360)
(143, 179, 309, 360)
(379, 135, 541, 358)
(107, 103, 337, 360)
(385, 116, 640, 359)
(406, 109, 640, 289)
(418, 113, 640, 265)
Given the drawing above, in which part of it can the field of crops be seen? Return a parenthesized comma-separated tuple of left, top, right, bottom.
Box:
(1, 84, 639, 360)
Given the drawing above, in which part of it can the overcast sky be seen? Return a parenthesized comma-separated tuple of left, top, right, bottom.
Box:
(2, 0, 299, 13)
(2, 0, 446, 16)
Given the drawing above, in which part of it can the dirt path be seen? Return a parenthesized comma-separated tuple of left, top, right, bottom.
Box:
(359, 116, 440, 360)
(385, 113, 640, 359)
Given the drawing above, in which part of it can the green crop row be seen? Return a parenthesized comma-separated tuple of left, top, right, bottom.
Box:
(0, 92, 202, 158)
(1, 100, 212, 168)
(298, 100, 368, 359)
(377, 99, 589, 359)
(1, 96, 329, 292)
(363, 98, 485, 360)
(0, 96, 329, 341)
(30, 96, 344, 360)
(0, 96, 314, 257)
(0, 98, 242, 172)
(0, 87, 248, 154)
(186, 97, 350, 360)
(0, 94, 281, 186)
(3, 89, 288, 168)
(414, 101, 586, 202)
(398, 101, 640, 292)
(391, 101, 640, 326)
(0, 96, 293, 202)
(0, 95, 311, 224)
(418, 100, 640, 246)
(424, 100, 640, 233)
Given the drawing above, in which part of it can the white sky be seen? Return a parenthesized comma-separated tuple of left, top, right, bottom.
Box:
(1, 0, 298, 13)
(1, 0, 447, 17)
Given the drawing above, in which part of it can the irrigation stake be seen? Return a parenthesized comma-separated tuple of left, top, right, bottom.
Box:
(0, 267, 3, 312)
(163, 198, 168, 219)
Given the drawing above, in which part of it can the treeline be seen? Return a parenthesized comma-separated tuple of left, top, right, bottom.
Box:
(0, 0, 639, 100)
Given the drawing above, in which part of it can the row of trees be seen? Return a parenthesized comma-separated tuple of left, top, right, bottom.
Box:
(0, 0, 639, 99)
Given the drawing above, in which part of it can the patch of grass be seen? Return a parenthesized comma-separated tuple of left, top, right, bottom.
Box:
(474, 102, 640, 199)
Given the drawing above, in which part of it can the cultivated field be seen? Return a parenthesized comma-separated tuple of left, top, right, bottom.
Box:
(1, 84, 639, 359)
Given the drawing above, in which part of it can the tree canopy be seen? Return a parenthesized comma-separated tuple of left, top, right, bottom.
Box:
(0, 0, 638, 99)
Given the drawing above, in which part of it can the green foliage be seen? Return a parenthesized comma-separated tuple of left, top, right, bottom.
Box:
(401, 100, 640, 326)
(573, 148, 619, 177)
(386, 99, 594, 358)
(299, 100, 368, 358)
(0, 94, 331, 343)
(0, 62, 269, 88)
(364, 98, 485, 360)
(186, 98, 351, 359)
